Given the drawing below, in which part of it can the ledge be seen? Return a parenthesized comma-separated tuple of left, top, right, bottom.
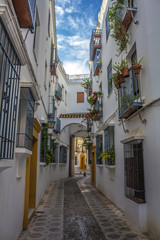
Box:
(97, 165, 103, 168)
(105, 165, 116, 169)
(40, 162, 46, 167)
(15, 148, 32, 178)
(0, 159, 15, 173)
(59, 163, 67, 166)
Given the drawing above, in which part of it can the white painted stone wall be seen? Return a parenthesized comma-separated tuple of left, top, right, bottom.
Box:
(90, 0, 160, 238)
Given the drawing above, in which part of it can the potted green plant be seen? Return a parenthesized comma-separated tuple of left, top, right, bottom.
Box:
(120, 59, 129, 77)
(99, 146, 115, 165)
(87, 96, 94, 105)
(107, 0, 129, 56)
(132, 57, 143, 74)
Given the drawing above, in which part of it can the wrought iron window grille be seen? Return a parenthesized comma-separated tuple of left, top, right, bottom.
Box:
(124, 139, 145, 204)
(0, 19, 21, 159)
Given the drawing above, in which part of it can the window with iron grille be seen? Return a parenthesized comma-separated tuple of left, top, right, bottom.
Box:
(54, 143, 59, 163)
(124, 139, 145, 203)
(104, 126, 115, 166)
(16, 88, 35, 150)
(59, 145, 67, 163)
(107, 60, 112, 94)
(0, 19, 21, 159)
(96, 135, 103, 164)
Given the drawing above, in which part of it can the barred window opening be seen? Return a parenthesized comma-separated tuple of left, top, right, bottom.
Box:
(0, 19, 21, 159)
(124, 139, 145, 204)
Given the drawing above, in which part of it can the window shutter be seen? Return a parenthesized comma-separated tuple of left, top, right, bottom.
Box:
(96, 135, 103, 164)
(77, 92, 84, 103)
(107, 60, 112, 94)
(54, 143, 59, 163)
(104, 127, 110, 151)
(52, 96, 55, 118)
(106, 15, 110, 40)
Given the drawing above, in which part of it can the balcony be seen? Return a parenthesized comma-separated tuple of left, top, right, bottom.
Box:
(48, 96, 55, 118)
(12, 0, 36, 28)
(54, 118, 61, 133)
(55, 83, 62, 101)
(90, 29, 102, 61)
(93, 95, 103, 121)
(118, 68, 143, 119)
(93, 49, 102, 76)
(50, 45, 56, 75)
(120, 0, 137, 30)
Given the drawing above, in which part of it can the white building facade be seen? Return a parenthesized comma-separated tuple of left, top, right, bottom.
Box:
(88, 0, 160, 239)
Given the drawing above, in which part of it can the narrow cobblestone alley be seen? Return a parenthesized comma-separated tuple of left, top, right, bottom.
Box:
(19, 175, 154, 240)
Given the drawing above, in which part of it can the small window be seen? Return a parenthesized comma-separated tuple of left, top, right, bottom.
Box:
(65, 90, 67, 105)
(59, 146, 67, 163)
(124, 139, 145, 203)
(16, 88, 35, 150)
(44, 60, 47, 90)
(54, 143, 59, 163)
(96, 135, 103, 164)
(48, 10, 50, 37)
(106, 14, 110, 41)
(33, 9, 40, 62)
(104, 126, 115, 165)
(77, 92, 84, 103)
(62, 85, 64, 101)
(107, 60, 112, 94)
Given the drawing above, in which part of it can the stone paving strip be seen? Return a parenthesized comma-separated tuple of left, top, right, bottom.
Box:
(78, 177, 155, 240)
(19, 176, 156, 240)
(19, 180, 64, 240)
(64, 177, 106, 240)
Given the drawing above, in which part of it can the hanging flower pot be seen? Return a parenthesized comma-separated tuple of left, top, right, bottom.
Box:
(132, 64, 141, 75)
(121, 67, 129, 77)
(117, 74, 125, 84)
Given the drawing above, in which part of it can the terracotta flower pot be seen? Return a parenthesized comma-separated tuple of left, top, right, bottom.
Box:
(117, 74, 125, 84)
(121, 67, 129, 77)
(132, 64, 141, 74)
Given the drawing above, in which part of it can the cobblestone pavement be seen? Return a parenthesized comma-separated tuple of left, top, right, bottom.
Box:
(19, 175, 155, 240)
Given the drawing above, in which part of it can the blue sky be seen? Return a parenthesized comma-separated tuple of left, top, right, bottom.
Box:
(55, 0, 102, 75)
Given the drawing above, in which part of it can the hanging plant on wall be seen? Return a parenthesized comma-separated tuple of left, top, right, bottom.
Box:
(107, 0, 129, 55)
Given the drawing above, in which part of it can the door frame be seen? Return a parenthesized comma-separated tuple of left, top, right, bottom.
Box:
(23, 118, 42, 229)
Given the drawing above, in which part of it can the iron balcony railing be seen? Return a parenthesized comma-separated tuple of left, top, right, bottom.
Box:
(118, 68, 143, 119)
(55, 83, 62, 101)
(50, 45, 56, 75)
(90, 29, 102, 61)
(94, 95, 103, 121)
(48, 96, 55, 117)
(54, 117, 61, 133)
(12, 0, 36, 28)
(93, 49, 102, 76)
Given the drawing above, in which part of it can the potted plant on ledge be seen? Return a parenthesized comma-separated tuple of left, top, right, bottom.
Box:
(132, 57, 143, 75)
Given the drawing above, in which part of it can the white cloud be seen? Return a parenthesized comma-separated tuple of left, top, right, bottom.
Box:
(63, 60, 89, 75)
(55, 6, 64, 16)
(67, 16, 79, 30)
